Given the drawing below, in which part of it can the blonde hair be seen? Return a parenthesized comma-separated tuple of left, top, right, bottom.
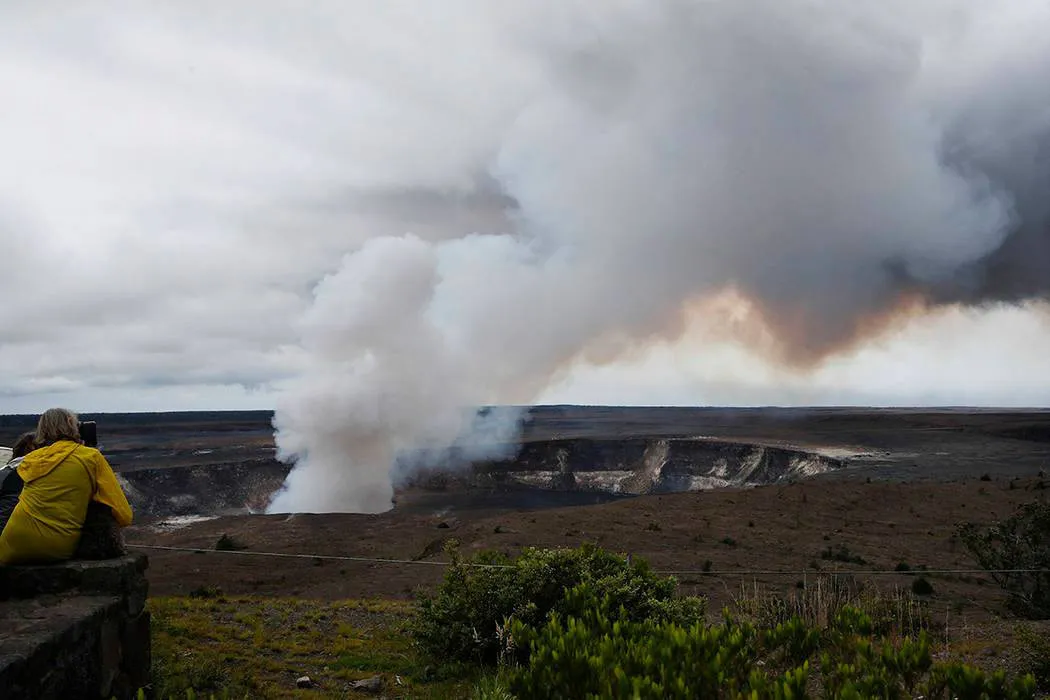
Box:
(35, 408, 82, 446)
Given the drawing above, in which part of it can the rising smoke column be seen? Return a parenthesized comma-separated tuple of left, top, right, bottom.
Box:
(268, 233, 542, 513)
(268, 0, 1050, 513)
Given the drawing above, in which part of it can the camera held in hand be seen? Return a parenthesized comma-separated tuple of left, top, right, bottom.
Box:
(78, 421, 97, 448)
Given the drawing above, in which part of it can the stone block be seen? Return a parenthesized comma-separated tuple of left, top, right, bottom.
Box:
(122, 610, 151, 689)
(0, 554, 151, 699)
(98, 615, 123, 698)
(125, 577, 149, 617)
(0, 554, 148, 601)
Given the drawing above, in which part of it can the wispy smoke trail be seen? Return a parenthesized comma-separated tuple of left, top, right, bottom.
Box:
(268, 0, 1050, 513)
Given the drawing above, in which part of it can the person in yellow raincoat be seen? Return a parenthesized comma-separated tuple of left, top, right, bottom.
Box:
(0, 408, 133, 565)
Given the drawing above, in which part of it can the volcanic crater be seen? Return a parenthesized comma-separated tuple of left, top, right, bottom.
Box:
(5, 406, 1047, 522)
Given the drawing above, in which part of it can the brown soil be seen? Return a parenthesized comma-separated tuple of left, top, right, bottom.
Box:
(129, 475, 1049, 624)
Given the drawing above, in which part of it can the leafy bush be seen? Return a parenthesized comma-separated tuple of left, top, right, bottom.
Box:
(821, 544, 868, 565)
(911, 576, 934, 596)
(412, 543, 706, 665)
(958, 501, 1050, 619)
(187, 585, 223, 599)
(214, 534, 245, 551)
(508, 585, 1037, 699)
(759, 616, 820, 670)
(509, 584, 767, 699)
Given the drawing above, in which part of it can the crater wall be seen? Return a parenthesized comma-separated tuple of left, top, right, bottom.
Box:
(403, 437, 846, 495)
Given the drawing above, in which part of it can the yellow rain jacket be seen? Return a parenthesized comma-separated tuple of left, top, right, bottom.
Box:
(0, 440, 133, 565)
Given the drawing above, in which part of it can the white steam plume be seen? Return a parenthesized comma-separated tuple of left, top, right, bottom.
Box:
(269, 0, 1050, 513)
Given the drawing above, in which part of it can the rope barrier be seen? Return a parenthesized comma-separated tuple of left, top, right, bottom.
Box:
(655, 567, 1047, 576)
(126, 543, 1049, 577)
(126, 543, 512, 568)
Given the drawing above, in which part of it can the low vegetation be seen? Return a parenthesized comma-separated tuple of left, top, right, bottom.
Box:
(507, 585, 1035, 699)
(214, 534, 247, 552)
(147, 596, 472, 699)
(958, 501, 1050, 620)
(147, 524, 1049, 699)
(1014, 623, 1050, 693)
(411, 541, 707, 666)
(820, 544, 868, 565)
(910, 576, 935, 596)
(730, 574, 933, 638)
(407, 544, 1035, 698)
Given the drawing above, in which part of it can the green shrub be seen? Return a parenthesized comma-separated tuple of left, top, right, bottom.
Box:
(471, 672, 515, 700)
(821, 544, 868, 565)
(214, 534, 245, 551)
(412, 543, 706, 665)
(509, 584, 766, 699)
(911, 576, 934, 596)
(508, 586, 1036, 699)
(126, 691, 245, 700)
(958, 501, 1050, 619)
(187, 585, 223, 599)
(759, 616, 820, 670)
(925, 663, 1036, 700)
(1014, 623, 1050, 692)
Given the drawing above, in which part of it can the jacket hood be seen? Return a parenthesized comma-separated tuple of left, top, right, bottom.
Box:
(17, 440, 81, 483)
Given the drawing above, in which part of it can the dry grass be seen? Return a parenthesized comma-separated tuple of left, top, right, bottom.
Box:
(730, 574, 937, 639)
(135, 478, 1048, 619)
(148, 596, 472, 699)
(728, 579, 1050, 696)
(147, 587, 1050, 699)
(134, 477, 1049, 696)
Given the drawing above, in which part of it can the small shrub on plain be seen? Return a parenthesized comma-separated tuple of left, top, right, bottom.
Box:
(412, 542, 707, 665)
(958, 502, 1050, 619)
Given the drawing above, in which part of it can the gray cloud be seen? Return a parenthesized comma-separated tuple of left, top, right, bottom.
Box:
(0, 1, 525, 411)
(1, 1, 1048, 511)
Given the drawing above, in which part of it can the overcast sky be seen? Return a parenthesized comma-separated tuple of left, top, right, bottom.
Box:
(2, 1, 1049, 418)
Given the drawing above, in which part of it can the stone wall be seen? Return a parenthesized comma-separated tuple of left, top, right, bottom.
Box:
(0, 554, 151, 700)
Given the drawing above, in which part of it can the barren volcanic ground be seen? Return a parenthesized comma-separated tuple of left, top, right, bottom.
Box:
(2, 407, 1049, 619)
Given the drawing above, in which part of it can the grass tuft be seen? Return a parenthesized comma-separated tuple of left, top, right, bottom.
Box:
(149, 596, 473, 699)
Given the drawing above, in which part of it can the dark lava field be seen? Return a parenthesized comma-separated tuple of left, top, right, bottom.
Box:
(5, 407, 1048, 615)
(2, 407, 1048, 521)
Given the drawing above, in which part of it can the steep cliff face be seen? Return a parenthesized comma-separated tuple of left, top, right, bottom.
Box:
(13, 408, 1045, 520)
(404, 437, 845, 495)
(115, 438, 844, 519)
(117, 459, 290, 518)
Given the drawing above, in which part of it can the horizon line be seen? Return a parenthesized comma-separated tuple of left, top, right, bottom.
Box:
(2, 403, 1050, 418)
